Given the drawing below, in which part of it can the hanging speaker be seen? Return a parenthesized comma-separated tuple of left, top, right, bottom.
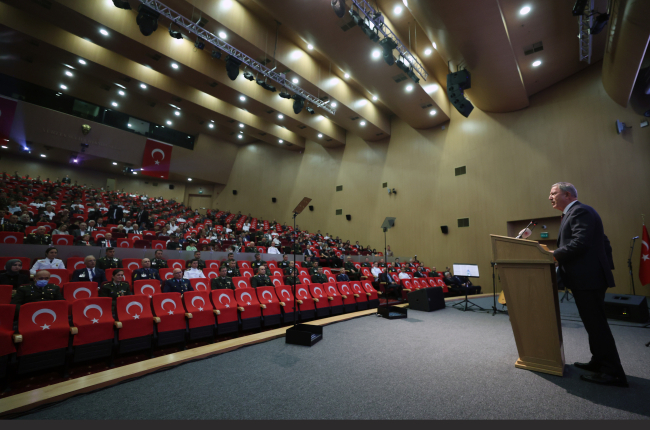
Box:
(441, 226, 448, 234)
(272, 197, 277, 203)
(346, 214, 351, 221)
(232, 190, 237, 195)
(309, 205, 314, 211)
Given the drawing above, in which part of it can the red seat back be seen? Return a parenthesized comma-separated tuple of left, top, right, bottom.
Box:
(116, 295, 154, 340)
(106, 269, 132, 285)
(63, 282, 98, 304)
(117, 238, 132, 248)
(202, 267, 220, 279)
(52, 234, 74, 246)
(240, 268, 253, 278)
(270, 275, 284, 287)
(183, 291, 214, 329)
(71, 297, 114, 345)
(270, 268, 284, 277)
(323, 283, 343, 306)
(0, 304, 16, 356)
(17, 301, 69, 356)
(275, 285, 294, 303)
(349, 282, 368, 301)
(298, 274, 311, 284)
(232, 277, 252, 289)
(204, 260, 220, 270)
(267, 261, 278, 270)
(123, 258, 142, 271)
(152, 293, 186, 332)
(336, 282, 356, 304)
(159, 268, 175, 281)
(167, 259, 185, 271)
(190, 278, 210, 292)
(0, 285, 13, 305)
(360, 280, 379, 299)
(0, 232, 24, 244)
(237, 261, 251, 270)
(152, 240, 166, 249)
(210, 289, 238, 323)
(128, 233, 143, 241)
(360, 267, 371, 278)
(66, 257, 86, 271)
(235, 287, 261, 317)
(91, 231, 106, 241)
(46, 269, 70, 286)
(133, 280, 161, 298)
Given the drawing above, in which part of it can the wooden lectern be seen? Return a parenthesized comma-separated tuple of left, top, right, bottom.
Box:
(490, 235, 565, 376)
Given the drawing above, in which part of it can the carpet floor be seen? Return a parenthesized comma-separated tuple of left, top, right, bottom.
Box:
(17, 294, 650, 420)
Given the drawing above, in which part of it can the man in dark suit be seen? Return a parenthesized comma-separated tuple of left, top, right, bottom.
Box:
(107, 202, 123, 225)
(549, 182, 626, 387)
(71, 255, 108, 287)
(135, 206, 149, 228)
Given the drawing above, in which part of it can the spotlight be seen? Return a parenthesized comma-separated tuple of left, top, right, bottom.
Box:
(590, 13, 609, 34)
(256, 78, 276, 92)
(379, 38, 397, 65)
(136, 5, 160, 36)
(292, 94, 305, 114)
(211, 49, 222, 59)
(350, 9, 364, 26)
(244, 71, 255, 81)
(331, 0, 346, 18)
(572, 0, 589, 16)
(194, 37, 205, 50)
(225, 55, 242, 81)
(112, 0, 132, 9)
(279, 90, 292, 99)
(361, 19, 379, 42)
(168, 24, 182, 39)
(306, 106, 315, 114)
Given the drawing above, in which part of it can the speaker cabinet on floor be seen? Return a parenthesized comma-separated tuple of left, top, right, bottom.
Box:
(603, 294, 649, 323)
(408, 287, 446, 312)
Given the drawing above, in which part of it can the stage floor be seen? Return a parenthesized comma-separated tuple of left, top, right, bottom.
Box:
(17, 295, 650, 420)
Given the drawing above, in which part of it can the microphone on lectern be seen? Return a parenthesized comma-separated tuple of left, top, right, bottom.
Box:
(516, 221, 537, 239)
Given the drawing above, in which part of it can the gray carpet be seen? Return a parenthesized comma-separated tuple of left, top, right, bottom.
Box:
(18, 297, 650, 420)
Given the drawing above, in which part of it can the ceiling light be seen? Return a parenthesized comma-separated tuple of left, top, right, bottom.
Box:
(344, 73, 350, 79)
(279, 139, 283, 143)
(331, 102, 338, 108)
(188, 178, 192, 181)
(63, 64, 75, 69)
(403, 0, 408, 7)
(372, 49, 381, 59)
(424, 48, 432, 56)
(292, 94, 305, 114)
(99, 29, 109, 36)
(237, 134, 243, 139)
(279, 90, 292, 99)
(394, 5, 403, 15)
(40, 154, 47, 158)
(360, 121, 366, 126)
(1, 146, 7, 149)
(379, 37, 397, 65)
(65, 71, 73, 77)
(166, 120, 172, 125)
(140, 83, 147, 89)
(115, 83, 126, 89)
(112, 102, 118, 107)
(171, 63, 179, 69)
(226, 56, 241, 80)
(112, 0, 132, 10)
(218, 31, 227, 39)
(307, 44, 314, 50)
(372, 95, 378, 101)
(278, 114, 284, 119)
(60, 84, 68, 90)
(133, 171, 138, 175)
(405, 84, 413, 92)
(78, 59, 87, 65)
(118, 90, 125, 96)
(174, 110, 180, 116)
(169, 24, 183, 39)
(292, 78, 299, 84)
(211, 49, 222, 59)
(433, 42, 437, 49)
(136, 4, 160, 36)
(243, 71, 255, 81)
(128, 124, 132, 127)
(430, 110, 437, 116)
(239, 95, 246, 101)
(239, 123, 244, 128)
(306, 107, 315, 114)
(520, 6, 531, 15)
(532, 60, 542, 67)
(112, 162, 118, 165)
(318, 134, 323, 138)
(208, 123, 214, 128)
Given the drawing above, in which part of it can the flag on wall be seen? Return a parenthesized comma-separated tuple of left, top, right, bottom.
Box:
(141, 139, 173, 180)
(0, 96, 18, 140)
(640, 224, 650, 286)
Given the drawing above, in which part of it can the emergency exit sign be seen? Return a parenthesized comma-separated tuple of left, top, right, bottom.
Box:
(540, 232, 549, 238)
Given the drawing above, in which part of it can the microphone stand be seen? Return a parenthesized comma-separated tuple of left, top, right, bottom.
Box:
(627, 237, 637, 295)
(491, 262, 507, 315)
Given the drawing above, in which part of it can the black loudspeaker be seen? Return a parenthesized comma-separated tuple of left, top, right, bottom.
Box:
(272, 197, 277, 203)
(447, 70, 474, 118)
(408, 287, 446, 312)
(309, 205, 314, 211)
(448, 69, 471, 87)
(169, 184, 174, 190)
(441, 226, 448, 234)
(233, 190, 237, 195)
(345, 214, 351, 221)
(603, 294, 649, 323)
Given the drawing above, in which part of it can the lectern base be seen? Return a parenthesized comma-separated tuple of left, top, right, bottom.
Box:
(515, 358, 564, 376)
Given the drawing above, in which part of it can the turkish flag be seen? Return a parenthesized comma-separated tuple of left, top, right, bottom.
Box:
(639, 225, 650, 286)
(141, 139, 173, 179)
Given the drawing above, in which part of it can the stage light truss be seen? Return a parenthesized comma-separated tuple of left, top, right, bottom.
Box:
(350, 0, 428, 81)
(138, 0, 336, 115)
(578, 0, 594, 63)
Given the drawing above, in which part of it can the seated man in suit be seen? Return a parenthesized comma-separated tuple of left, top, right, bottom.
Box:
(311, 266, 328, 284)
(162, 268, 193, 294)
(132, 258, 161, 281)
(71, 255, 108, 287)
(378, 270, 402, 300)
(211, 266, 234, 290)
(251, 266, 273, 288)
(413, 266, 428, 278)
(336, 268, 351, 282)
(443, 272, 481, 296)
(97, 232, 116, 248)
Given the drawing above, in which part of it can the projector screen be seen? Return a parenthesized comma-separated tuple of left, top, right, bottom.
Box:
(453, 264, 480, 278)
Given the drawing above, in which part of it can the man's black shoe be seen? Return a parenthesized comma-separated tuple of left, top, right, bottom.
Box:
(574, 361, 601, 372)
(580, 373, 628, 387)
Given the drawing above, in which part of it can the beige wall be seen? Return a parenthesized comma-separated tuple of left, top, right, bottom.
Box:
(215, 63, 650, 296)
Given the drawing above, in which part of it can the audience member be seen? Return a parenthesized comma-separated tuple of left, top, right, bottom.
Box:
(162, 268, 193, 294)
(211, 266, 234, 290)
(183, 260, 206, 279)
(151, 249, 168, 269)
(71, 255, 107, 286)
(99, 269, 132, 316)
(0, 259, 30, 290)
(30, 247, 66, 275)
(97, 247, 123, 270)
(11, 270, 64, 316)
(132, 258, 161, 281)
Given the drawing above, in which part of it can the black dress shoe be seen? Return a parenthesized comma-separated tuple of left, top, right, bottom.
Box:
(574, 361, 601, 372)
(580, 373, 629, 387)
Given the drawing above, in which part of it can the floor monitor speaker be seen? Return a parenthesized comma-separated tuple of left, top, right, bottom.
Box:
(603, 293, 649, 323)
(408, 287, 445, 312)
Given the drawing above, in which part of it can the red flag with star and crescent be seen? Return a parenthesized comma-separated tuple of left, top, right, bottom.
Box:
(141, 139, 173, 179)
(640, 224, 650, 286)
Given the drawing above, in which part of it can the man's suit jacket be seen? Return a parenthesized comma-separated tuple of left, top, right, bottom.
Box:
(336, 274, 351, 282)
(71, 267, 108, 285)
(108, 205, 123, 221)
(136, 210, 149, 225)
(554, 201, 615, 291)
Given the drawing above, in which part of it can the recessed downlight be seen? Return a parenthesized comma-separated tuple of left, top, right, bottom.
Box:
(171, 63, 179, 69)
(520, 6, 531, 15)
(344, 73, 350, 79)
(278, 114, 284, 119)
(318, 134, 323, 138)
(405, 84, 413, 92)
(111, 102, 118, 107)
(166, 120, 172, 125)
(65, 71, 73, 77)
(239, 95, 246, 101)
(279, 139, 283, 143)
(360, 121, 366, 126)
(307, 44, 314, 50)
(60, 84, 68, 90)
(140, 83, 147, 89)
(532, 60, 542, 67)
(78, 59, 87, 65)
(429, 110, 437, 116)
(208, 123, 214, 128)
(118, 90, 125, 96)
(99, 28, 109, 36)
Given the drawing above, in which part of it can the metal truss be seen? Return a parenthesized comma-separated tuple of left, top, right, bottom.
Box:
(351, 0, 428, 81)
(138, 0, 336, 115)
(578, 0, 594, 63)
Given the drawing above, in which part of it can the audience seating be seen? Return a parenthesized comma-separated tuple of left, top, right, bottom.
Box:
(167, 259, 185, 271)
(70, 297, 115, 365)
(122, 259, 142, 271)
(0, 285, 13, 305)
(298, 274, 311, 285)
(210, 289, 238, 335)
(269, 268, 284, 277)
(234, 288, 261, 331)
(255, 286, 282, 327)
(151, 293, 188, 349)
(274, 285, 297, 324)
(349, 281, 369, 311)
(189, 278, 210, 292)
(336, 282, 357, 313)
(46, 269, 70, 286)
(232, 277, 252, 289)
(295, 285, 316, 321)
(309, 284, 331, 318)
(63, 282, 99, 314)
(133, 280, 161, 298)
(106, 269, 132, 285)
(66, 257, 86, 272)
(204, 260, 220, 269)
(159, 269, 175, 281)
(152, 240, 166, 250)
(0, 304, 17, 380)
(182, 291, 215, 341)
(52, 234, 74, 246)
(202, 268, 220, 279)
(360, 280, 380, 308)
(240, 268, 254, 278)
(115, 295, 154, 355)
(323, 283, 343, 315)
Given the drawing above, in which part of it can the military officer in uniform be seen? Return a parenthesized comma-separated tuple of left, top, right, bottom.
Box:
(251, 253, 264, 271)
(30, 247, 66, 275)
(303, 255, 314, 271)
(1, 214, 25, 232)
(279, 254, 290, 269)
(245, 243, 258, 253)
(344, 256, 360, 280)
(132, 258, 161, 281)
(311, 266, 328, 284)
(284, 261, 298, 276)
(211, 266, 234, 290)
(150, 249, 168, 270)
(11, 270, 64, 317)
(251, 266, 273, 288)
(361, 257, 372, 268)
(308, 261, 321, 276)
(97, 247, 123, 270)
(285, 273, 301, 286)
(162, 268, 194, 294)
(99, 269, 132, 316)
(226, 260, 240, 277)
(185, 251, 206, 269)
(222, 252, 236, 266)
(24, 226, 52, 245)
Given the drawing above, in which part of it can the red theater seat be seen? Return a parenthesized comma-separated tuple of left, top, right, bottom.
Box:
(202, 267, 220, 279)
(360, 280, 380, 308)
(52, 234, 74, 246)
(117, 238, 132, 248)
(159, 269, 175, 281)
(428, 277, 448, 293)
(270, 275, 284, 287)
(91, 231, 106, 242)
(115, 295, 154, 355)
(63, 282, 98, 312)
(182, 291, 215, 341)
(323, 283, 343, 315)
(275, 285, 297, 324)
(152, 240, 166, 250)
(152, 293, 188, 348)
(0, 285, 13, 305)
(240, 268, 254, 278)
(123, 259, 142, 271)
(270, 268, 284, 277)
(267, 261, 278, 270)
(0, 232, 24, 244)
(189, 278, 210, 292)
(360, 267, 371, 280)
(46, 269, 70, 286)
(210, 289, 238, 335)
(336, 282, 357, 313)
(234, 288, 261, 331)
(237, 261, 252, 270)
(0, 305, 17, 359)
(204, 260, 220, 270)
(128, 233, 143, 241)
(231, 277, 251, 289)
(349, 281, 369, 310)
(167, 259, 185, 271)
(133, 280, 161, 298)
(71, 297, 114, 347)
(255, 286, 282, 326)
(295, 284, 316, 321)
(309, 284, 330, 318)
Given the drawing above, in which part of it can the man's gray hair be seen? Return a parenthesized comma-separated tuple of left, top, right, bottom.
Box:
(552, 182, 578, 198)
